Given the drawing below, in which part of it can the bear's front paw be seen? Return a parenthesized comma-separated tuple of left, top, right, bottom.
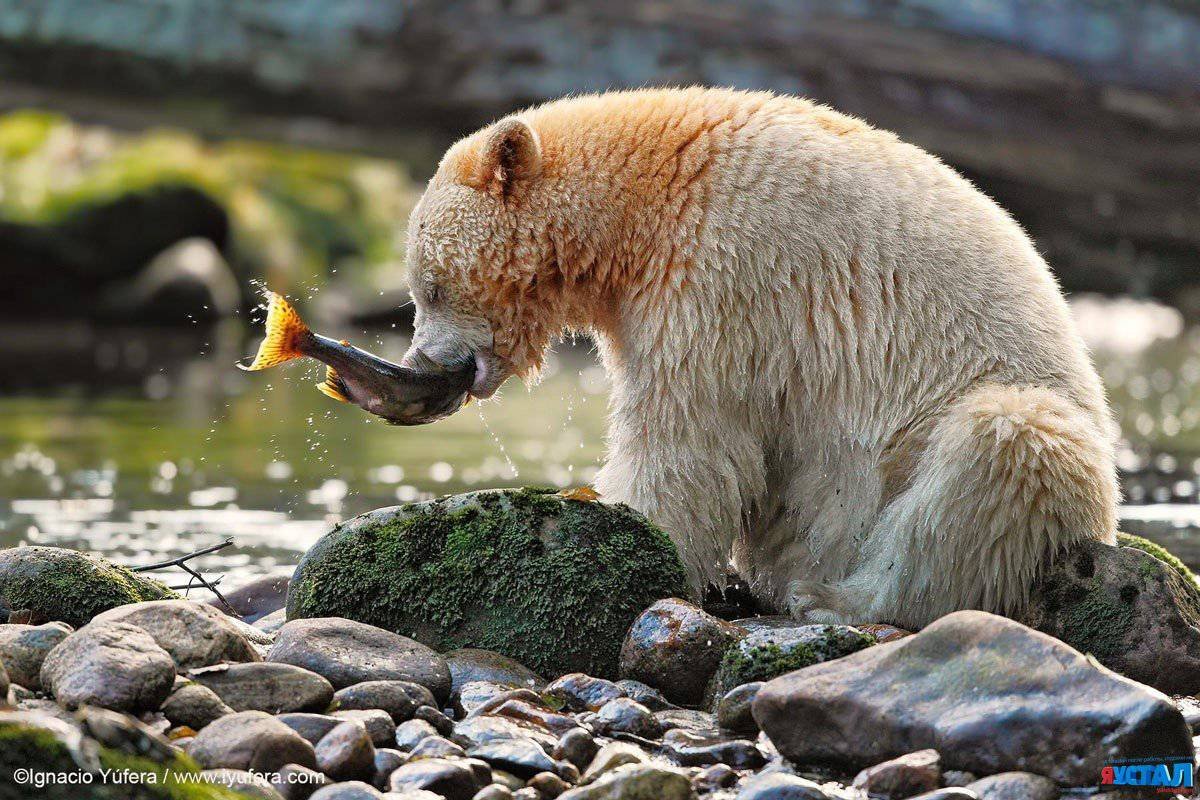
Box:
(786, 579, 855, 624)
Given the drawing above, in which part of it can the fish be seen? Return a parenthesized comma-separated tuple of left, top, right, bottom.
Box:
(238, 292, 472, 425)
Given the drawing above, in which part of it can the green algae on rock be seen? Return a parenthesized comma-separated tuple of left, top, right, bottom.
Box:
(707, 624, 875, 706)
(0, 712, 250, 800)
(1023, 536, 1200, 695)
(0, 547, 177, 628)
(286, 488, 690, 679)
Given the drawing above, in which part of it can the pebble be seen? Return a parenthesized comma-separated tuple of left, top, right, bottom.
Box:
(410, 734, 468, 760)
(91, 599, 260, 668)
(40, 621, 175, 712)
(278, 713, 344, 745)
(190, 661, 334, 714)
(594, 697, 662, 739)
(619, 598, 745, 706)
(612, 679, 674, 711)
(446, 648, 546, 696)
(964, 771, 1057, 800)
(561, 763, 692, 800)
(388, 757, 488, 800)
(527, 771, 570, 798)
(716, 681, 762, 734)
(661, 728, 765, 769)
(545, 673, 625, 712)
(188, 710, 317, 772)
(693, 762, 738, 791)
(457, 681, 526, 717)
(581, 741, 648, 782)
(272, 763, 328, 800)
(372, 748, 409, 789)
(0, 621, 71, 690)
(335, 680, 436, 723)
(942, 770, 977, 787)
(469, 736, 561, 778)
(908, 791, 979, 800)
(334, 708, 397, 748)
(395, 718, 440, 751)
(655, 708, 717, 733)
(415, 705, 456, 736)
(255, 608, 288, 633)
(852, 749, 941, 798)
(310, 781, 383, 800)
(316, 719, 377, 781)
(490, 698, 581, 736)
(161, 681, 234, 729)
(735, 772, 830, 799)
(553, 728, 598, 772)
(511, 788, 541, 800)
(472, 786, 515, 800)
(269, 617, 452, 701)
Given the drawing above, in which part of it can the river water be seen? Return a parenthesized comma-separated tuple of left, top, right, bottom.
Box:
(1, 295, 1198, 595)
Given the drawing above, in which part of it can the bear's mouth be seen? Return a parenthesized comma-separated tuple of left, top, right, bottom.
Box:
(469, 348, 510, 400)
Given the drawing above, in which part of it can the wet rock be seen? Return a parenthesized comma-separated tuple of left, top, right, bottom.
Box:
(188, 710, 318, 772)
(581, 742, 649, 781)
(457, 680, 528, 716)
(334, 708, 397, 748)
(272, 763, 328, 800)
(851, 749, 941, 798)
(661, 728, 765, 769)
(410, 734, 467, 760)
(619, 598, 745, 706)
(473, 786, 516, 800)
(447, 648, 546, 697)
(310, 782, 383, 800)
(415, 705, 456, 736)
(212, 572, 291, 623)
(335, 679, 436, 723)
(753, 611, 1193, 786)
(373, 747, 408, 789)
(710, 624, 873, 703)
(964, 772, 1057, 800)
(0, 546, 177, 628)
(730, 616, 801, 633)
(40, 621, 175, 712)
(201, 768, 287, 800)
(317, 719, 376, 781)
(278, 713, 343, 745)
(161, 680, 234, 729)
(716, 682, 761, 735)
(270, 617, 451, 701)
(941, 771, 977, 787)
(528, 771, 571, 798)
(593, 697, 661, 739)
(0, 621, 71, 690)
(655, 709, 718, 733)
(287, 489, 689, 679)
(457, 714, 558, 752)
(467, 688, 546, 719)
(256, 608, 289, 634)
(388, 756, 488, 800)
(693, 763, 737, 791)
(612, 679, 674, 711)
(91, 599, 260, 668)
(1022, 535, 1200, 694)
(554, 727, 599, 772)
(190, 661, 334, 713)
(395, 717, 440, 750)
(545, 673, 625, 712)
(908, 791, 978, 800)
(734, 773, 830, 799)
(490, 698, 582, 736)
(560, 763, 692, 799)
(469, 736, 560, 779)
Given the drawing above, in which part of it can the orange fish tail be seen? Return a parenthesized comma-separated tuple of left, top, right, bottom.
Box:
(238, 292, 310, 371)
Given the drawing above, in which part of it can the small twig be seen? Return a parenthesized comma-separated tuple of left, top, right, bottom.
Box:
(131, 538, 234, 572)
(129, 538, 239, 614)
(168, 576, 224, 591)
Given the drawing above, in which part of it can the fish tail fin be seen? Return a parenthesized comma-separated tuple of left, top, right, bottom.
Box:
(316, 366, 350, 403)
(238, 292, 310, 371)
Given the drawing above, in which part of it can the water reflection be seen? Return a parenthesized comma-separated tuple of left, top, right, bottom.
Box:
(1, 295, 1199, 594)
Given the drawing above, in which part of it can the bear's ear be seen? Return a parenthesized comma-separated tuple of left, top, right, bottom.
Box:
(473, 118, 541, 199)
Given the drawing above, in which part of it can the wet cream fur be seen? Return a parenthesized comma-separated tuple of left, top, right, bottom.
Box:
(404, 87, 1118, 629)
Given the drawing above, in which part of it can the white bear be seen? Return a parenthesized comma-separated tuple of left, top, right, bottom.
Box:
(398, 87, 1118, 629)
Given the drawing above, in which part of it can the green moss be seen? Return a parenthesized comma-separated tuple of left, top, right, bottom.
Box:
(287, 488, 690, 679)
(709, 625, 875, 703)
(1051, 576, 1132, 662)
(0, 547, 177, 628)
(1116, 532, 1197, 586)
(0, 722, 249, 799)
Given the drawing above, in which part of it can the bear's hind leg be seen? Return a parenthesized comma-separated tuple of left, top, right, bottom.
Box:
(788, 383, 1118, 629)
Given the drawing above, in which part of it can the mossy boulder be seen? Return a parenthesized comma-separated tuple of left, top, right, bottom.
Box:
(0, 711, 250, 799)
(1023, 535, 1200, 694)
(707, 624, 875, 706)
(0, 547, 177, 628)
(286, 488, 690, 679)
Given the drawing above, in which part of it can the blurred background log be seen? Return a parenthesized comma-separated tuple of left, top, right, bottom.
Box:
(1, 0, 1198, 308)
